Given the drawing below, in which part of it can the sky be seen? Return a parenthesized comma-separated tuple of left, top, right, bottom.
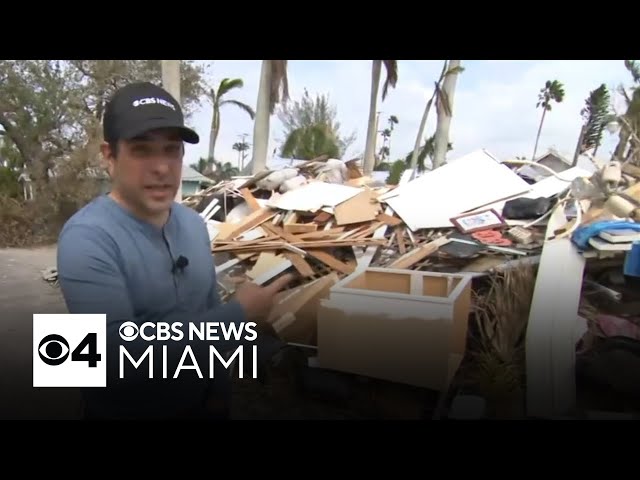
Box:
(182, 60, 633, 170)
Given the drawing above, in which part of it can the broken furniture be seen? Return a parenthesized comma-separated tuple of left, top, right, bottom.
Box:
(317, 268, 472, 392)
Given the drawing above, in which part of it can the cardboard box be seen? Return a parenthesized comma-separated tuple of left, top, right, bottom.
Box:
(317, 268, 472, 391)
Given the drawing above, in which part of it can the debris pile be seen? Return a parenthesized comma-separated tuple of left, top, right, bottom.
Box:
(186, 151, 564, 338)
(183, 150, 640, 417)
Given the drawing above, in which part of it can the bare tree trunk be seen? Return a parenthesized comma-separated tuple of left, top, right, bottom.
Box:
(409, 61, 449, 172)
(613, 128, 630, 161)
(433, 60, 461, 169)
(251, 60, 272, 175)
(207, 105, 220, 166)
(532, 108, 547, 161)
(363, 60, 381, 175)
(162, 60, 182, 201)
(373, 111, 380, 167)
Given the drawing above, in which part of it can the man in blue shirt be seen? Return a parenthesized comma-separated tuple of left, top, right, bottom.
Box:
(57, 82, 293, 419)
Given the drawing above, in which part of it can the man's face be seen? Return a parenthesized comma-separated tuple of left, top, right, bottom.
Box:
(102, 128, 183, 218)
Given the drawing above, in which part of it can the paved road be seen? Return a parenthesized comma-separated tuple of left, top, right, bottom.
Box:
(0, 245, 83, 420)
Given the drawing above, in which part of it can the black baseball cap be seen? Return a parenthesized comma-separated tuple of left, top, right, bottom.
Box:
(103, 81, 200, 144)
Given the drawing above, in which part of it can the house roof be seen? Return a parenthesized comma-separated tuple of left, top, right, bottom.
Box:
(515, 148, 601, 181)
(182, 164, 216, 184)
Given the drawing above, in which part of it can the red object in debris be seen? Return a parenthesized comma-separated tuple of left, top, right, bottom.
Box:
(596, 314, 640, 340)
(471, 230, 513, 246)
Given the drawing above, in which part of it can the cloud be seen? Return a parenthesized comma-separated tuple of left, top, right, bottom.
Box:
(183, 60, 633, 169)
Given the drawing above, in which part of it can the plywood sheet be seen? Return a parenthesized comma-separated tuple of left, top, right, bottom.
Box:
(379, 151, 531, 231)
(333, 189, 381, 225)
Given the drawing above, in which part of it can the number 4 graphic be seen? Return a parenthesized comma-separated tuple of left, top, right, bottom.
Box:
(72, 333, 101, 368)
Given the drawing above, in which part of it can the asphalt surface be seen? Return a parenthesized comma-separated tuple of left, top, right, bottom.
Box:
(0, 245, 83, 420)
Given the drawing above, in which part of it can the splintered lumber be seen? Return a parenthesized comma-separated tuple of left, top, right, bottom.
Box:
(283, 212, 318, 234)
(389, 236, 451, 269)
(396, 225, 406, 255)
(376, 213, 403, 227)
(267, 272, 339, 329)
(211, 238, 385, 253)
(275, 275, 339, 319)
(260, 223, 356, 274)
(284, 252, 315, 277)
(217, 208, 276, 241)
(240, 187, 262, 211)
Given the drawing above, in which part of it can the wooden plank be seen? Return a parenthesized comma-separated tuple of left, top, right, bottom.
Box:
(211, 239, 385, 253)
(389, 236, 450, 270)
(296, 227, 346, 240)
(352, 221, 385, 239)
(217, 208, 276, 241)
(241, 188, 262, 212)
(396, 225, 406, 255)
(305, 249, 355, 275)
(262, 223, 356, 275)
(376, 213, 403, 227)
(268, 273, 339, 323)
(284, 252, 315, 277)
(356, 172, 413, 271)
(284, 223, 318, 234)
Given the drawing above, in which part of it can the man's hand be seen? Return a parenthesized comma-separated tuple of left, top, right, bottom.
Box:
(233, 273, 296, 321)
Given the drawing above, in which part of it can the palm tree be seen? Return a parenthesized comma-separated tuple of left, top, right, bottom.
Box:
(432, 60, 462, 169)
(408, 61, 463, 172)
(362, 60, 398, 175)
(207, 78, 255, 170)
(404, 134, 452, 172)
(250, 60, 289, 175)
(190, 157, 208, 174)
(210, 160, 240, 181)
(611, 61, 640, 163)
(232, 141, 250, 170)
(532, 80, 565, 161)
(281, 124, 341, 160)
(572, 84, 610, 166)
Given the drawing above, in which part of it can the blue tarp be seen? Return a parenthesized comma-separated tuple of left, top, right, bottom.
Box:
(571, 220, 640, 249)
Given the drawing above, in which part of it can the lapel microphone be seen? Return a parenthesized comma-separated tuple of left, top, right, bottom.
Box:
(172, 255, 189, 274)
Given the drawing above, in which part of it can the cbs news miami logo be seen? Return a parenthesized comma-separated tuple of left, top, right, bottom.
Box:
(33, 314, 106, 387)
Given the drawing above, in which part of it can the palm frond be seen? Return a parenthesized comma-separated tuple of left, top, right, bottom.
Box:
(218, 78, 244, 97)
(220, 99, 255, 119)
(381, 60, 398, 101)
(269, 60, 289, 114)
(625, 60, 640, 84)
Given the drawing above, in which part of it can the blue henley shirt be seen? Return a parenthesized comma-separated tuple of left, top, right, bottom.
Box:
(56, 194, 248, 419)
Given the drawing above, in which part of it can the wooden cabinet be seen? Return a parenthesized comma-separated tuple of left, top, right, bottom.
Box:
(317, 268, 472, 391)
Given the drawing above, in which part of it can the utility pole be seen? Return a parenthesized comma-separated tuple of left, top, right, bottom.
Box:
(162, 60, 182, 201)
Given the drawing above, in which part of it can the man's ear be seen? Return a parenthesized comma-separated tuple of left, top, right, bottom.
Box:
(100, 141, 116, 178)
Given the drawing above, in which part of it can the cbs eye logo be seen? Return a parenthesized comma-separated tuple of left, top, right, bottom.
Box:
(119, 321, 139, 341)
(38, 333, 101, 367)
